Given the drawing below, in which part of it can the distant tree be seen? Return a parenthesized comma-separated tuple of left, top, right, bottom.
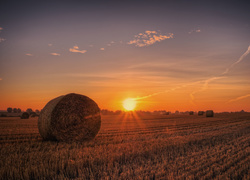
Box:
(7, 107, 12, 113)
(35, 109, 40, 114)
(26, 108, 33, 114)
(13, 108, 18, 113)
(17, 108, 22, 113)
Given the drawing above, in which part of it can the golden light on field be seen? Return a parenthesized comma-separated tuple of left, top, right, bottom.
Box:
(122, 98, 137, 111)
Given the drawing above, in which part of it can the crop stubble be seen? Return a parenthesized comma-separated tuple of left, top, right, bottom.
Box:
(0, 113, 249, 179)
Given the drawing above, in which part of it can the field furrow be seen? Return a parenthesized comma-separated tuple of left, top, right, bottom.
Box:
(0, 113, 249, 179)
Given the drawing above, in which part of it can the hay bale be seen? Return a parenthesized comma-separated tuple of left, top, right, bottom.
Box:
(30, 112, 38, 117)
(189, 111, 194, 115)
(206, 110, 214, 117)
(21, 112, 30, 119)
(38, 93, 101, 142)
(198, 111, 204, 116)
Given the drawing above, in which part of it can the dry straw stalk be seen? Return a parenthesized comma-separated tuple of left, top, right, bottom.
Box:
(38, 93, 101, 142)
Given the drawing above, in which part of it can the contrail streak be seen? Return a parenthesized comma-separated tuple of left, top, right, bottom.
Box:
(190, 45, 250, 105)
(134, 80, 204, 100)
(132, 45, 250, 103)
(227, 93, 250, 103)
(222, 45, 250, 75)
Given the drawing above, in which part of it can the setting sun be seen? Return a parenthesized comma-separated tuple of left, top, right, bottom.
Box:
(123, 98, 137, 111)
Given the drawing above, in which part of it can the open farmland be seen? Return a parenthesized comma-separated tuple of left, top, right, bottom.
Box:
(0, 113, 249, 179)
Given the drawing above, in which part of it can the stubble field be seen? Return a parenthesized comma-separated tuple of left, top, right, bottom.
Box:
(0, 113, 249, 179)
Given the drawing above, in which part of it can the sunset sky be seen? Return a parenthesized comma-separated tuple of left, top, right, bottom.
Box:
(0, 0, 250, 112)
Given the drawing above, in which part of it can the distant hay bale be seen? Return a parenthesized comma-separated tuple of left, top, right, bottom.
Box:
(206, 110, 214, 117)
(198, 111, 204, 116)
(30, 112, 38, 117)
(21, 112, 30, 119)
(38, 93, 101, 142)
(189, 111, 194, 115)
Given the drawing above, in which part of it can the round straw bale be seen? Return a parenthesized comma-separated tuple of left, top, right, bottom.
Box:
(30, 112, 38, 117)
(38, 93, 101, 142)
(198, 111, 204, 116)
(206, 110, 214, 117)
(21, 112, 30, 119)
(189, 111, 194, 115)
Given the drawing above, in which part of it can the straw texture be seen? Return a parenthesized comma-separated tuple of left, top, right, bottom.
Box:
(38, 93, 101, 141)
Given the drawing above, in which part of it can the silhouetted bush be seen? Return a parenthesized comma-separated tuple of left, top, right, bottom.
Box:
(0, 113, 7, 117)
(7, 107, 12, 113)
(26, 108, 33, 114)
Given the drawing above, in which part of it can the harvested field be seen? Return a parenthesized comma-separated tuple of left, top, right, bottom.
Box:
(0, 113, 249, 179)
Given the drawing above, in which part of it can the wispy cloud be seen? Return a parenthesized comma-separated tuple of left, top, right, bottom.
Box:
(69, 45, 87, 54)
(50, 53, 60, 56)
(0, 78, 2, 81)
(189, 28, 201, 34)
(100, 48, 105, 51)
(0, 38, 6, 42)
(227, 93, 250, 103)
(128, 30, 173, 47)
(0, 28, 5, 42)
(48, 44, 52, 47)
(25, 53, 33, 56)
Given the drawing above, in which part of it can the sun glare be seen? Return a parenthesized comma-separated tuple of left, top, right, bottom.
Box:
(123, 98, 137, 111)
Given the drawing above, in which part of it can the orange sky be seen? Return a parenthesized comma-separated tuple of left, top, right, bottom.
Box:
(0, 1, 250, 112)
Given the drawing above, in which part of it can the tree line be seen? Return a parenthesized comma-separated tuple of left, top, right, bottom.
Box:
(6, 107, 40, 114)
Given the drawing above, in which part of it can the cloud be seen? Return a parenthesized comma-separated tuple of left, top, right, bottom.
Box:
(189, 28, 201, 34)
(227, 93, 250, 103)
(0, 38, 6, 42)
(0, 28, 5, 42)
(25, 53, 33, 56)
(128, 30, 173, 47)
(50, 53, 60, 56)
(0, 78, 2, 81)
(48, 44, 52, 47)
(69, 45, 87, 54)
(100, 48, 105, 50)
